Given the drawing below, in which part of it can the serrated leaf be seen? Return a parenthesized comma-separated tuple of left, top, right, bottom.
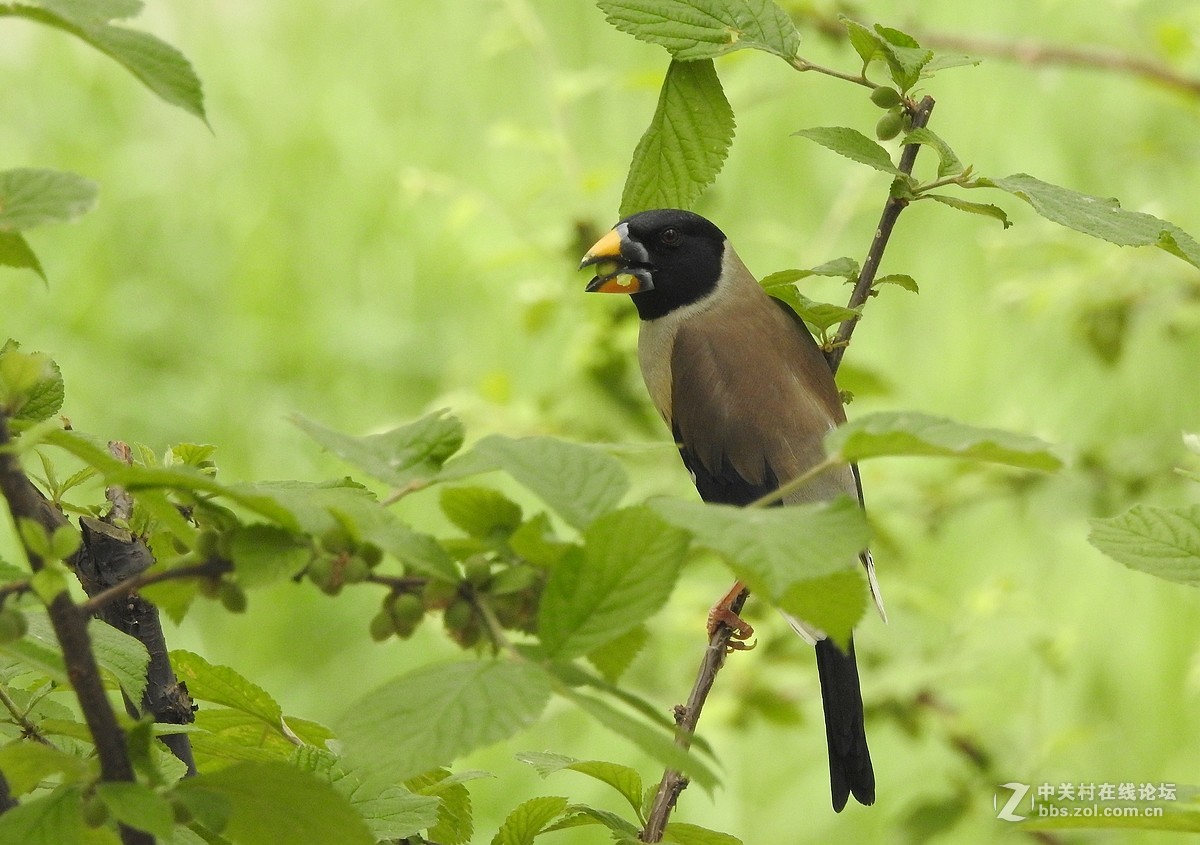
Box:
(444, 435, 629, 531)
(0, 168, 98, 231)
(509, 513, 574, 568)
(873, 24, 932, 91)
(0, 346, 64, 421)
(665, 822, 744, 844)
(596, 0, 800, 60)
(0, 784, 82, 844)
(0, 231, 46, 280)
(781, 290, 862, 333)
(651, 497, 867, 601)
(407, 768, 477, 845)
(228, 524, 311, 588)
(778, 569, 868, 648)
(970, 173, 1200, 269)
(338, 660, 551, 783)
(515, 752, 644, 816)
(1088, 505, 1200, 586)
(24, 0, 144, 26)
(794, 127, 901, 175)
(902, 127, 962, 177)
(620, 58, 734, 218)
(873, 273, 919, 292)
(174, 761, 374, 845)
(0, 742, 92, 795)
(587, 623, 649, 683)
(545, 804, 640, 836)
(170, 650, 285, 733)
(292, 410, 465, 489)
(490, 795, 570, 845)
(826, 411, 1063, 471)
(560, 689, 718, 791)
(10, 6, 206, 121)
(926, 194, 1012, 228)
(842, 18, 884, 68)
(440, 486, 523, 541)
(539, 507, 688, 659)
(96, 781, 175, 839)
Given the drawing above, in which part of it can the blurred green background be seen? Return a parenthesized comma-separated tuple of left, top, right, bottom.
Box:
(3, 0, 1200, 841)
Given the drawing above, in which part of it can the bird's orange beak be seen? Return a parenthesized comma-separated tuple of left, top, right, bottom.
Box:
(579, 226, 653, 293)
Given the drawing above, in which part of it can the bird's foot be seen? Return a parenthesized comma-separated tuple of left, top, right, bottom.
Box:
(707, 590, 757, 652)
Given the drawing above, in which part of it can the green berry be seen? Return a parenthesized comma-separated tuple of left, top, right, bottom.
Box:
(342, 556, 370, 584)
(219, 582, 247, 614)
(0, 609, 27, 644)
(443, 598, 473, 631)
(463, 556, 491, 588)
(422, 579, 457, 610)
(389, 592, 424, 626)
(197, 578, 222, 600)
(359, 543, 384, 568)
(369, 610, 396, 642)
(320, 525, 355, 555)
(875, 110, 903, 141)
(195, 529, 221, 558)
(82, 795, 110, 827)
(869, 86, 902, 108)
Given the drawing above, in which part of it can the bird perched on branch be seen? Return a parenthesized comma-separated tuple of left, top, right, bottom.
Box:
(579, 208, 883, 811)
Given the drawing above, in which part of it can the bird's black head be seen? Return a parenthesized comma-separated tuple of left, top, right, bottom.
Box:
(579, 209, 728, 321)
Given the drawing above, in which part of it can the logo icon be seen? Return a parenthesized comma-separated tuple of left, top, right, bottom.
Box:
(994, 782, 1030, 822)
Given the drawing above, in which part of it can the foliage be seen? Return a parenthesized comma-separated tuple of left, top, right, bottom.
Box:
(2, 0, 1200, 843)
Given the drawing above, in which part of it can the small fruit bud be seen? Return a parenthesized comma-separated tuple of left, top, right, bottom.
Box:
(369, 610, 396, 642)
(422, 579, 457, 610)
(875, 110, 903, 141)
(443, 598, 473, 631)
(389, 592, 424, 626)
(869, 86, 902, 108)
(463, 556, 491, 589)
(320, 525, 355, 555)
(219, 582, 247, 614)
(359, 543, 384, 568)
(0, 608, 27, 644)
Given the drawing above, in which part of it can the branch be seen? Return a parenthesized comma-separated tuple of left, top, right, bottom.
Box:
(640, 588, 747, 842)
(825, 95, 936, 374)
(0, 417, 152, 844)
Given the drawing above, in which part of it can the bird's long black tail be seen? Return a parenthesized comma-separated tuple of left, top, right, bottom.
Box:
(814, 636, 874, 811)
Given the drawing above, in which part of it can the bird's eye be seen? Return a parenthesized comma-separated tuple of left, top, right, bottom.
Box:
(659, 227, 682, 247)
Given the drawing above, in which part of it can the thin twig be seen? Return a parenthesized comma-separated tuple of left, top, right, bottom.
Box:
(77, 558, 229, 616)
(826, 95, 936, 374)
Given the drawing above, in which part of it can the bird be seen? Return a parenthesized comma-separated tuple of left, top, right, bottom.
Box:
(578, 208, 883, 811)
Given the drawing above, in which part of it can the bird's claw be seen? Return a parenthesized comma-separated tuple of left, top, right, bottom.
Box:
(708, 606, 756, 653)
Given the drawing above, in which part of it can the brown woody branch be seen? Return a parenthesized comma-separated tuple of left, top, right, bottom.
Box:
(0, 416, 153, 845)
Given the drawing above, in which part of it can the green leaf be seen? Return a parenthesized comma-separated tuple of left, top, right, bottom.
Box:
(970, 173, 1200, 269)
(596, 0, 800, 60)
(0, 231, 46, 280)
(95, 781, 175, 839)
(873, 24, 932, 91)
(842, 18, 884, 68)
(170, 650, 287, 734)
(794, 127, 901, 175)
(440, 486, 523, 540)
(778, 569, 867, 648)
(651, 497, 868, 601)
(619, 58, 735, 218)
(1089, 505, 1200, 586)
(0, 345, 64, 421)
(23, 0, 144, 27)
(826, 411, 1064, 471)
(665, 822, 745, 844)
(338, 660, 551, 782)
(925, 194, 1012, 228)
(0, 168, 98, 232)
(9, 6, 206, 121)
(0, 742, 92, 795)
(901, 127, 962, 177)
(174, 761, 375, 845)
(872, 273, 919, 293)
(407, 768, 479, 845)
(539, 507, 689, 659)
(587, 623, 649, 683)
(0, 784, 82, 844)
(768, 288, 862, 334)
(490, 795, 570, 845)
(509, 513, 574, 568)
(291, 410, 465, 489)
(229, 525, 312, 588)
(445, 435, 629, 531)
(516, 753, 644, 817)
(560, 688, 718, 791)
